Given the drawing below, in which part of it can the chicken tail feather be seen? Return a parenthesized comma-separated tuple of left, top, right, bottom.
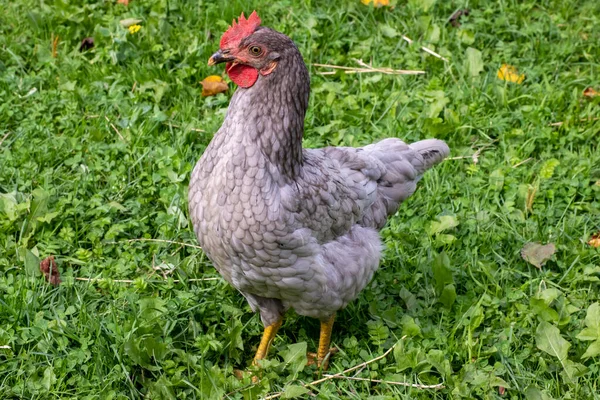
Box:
(408, 139, 450, 174)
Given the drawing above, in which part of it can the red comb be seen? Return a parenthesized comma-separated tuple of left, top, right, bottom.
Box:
(220, 11, 261, 49)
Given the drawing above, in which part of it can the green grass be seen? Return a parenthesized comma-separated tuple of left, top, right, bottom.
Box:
(1, 0, 599, 398)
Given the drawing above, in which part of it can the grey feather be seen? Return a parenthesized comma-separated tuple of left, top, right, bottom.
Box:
(188, 27, 449, 327)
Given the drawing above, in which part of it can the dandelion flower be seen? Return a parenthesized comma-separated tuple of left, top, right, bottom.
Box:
(128, 24, 141, 34)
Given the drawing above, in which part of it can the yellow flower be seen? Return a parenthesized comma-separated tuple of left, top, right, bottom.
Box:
(497, 64, 525, 84)
(361, 0, 390, 6)
(128, 24, 141, 34)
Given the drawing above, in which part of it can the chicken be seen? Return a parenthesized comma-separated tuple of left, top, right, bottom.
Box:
(188, 11, 449, 369)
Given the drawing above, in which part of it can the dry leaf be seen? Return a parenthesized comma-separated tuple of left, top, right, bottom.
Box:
(40, 256, 61, 286)
(51, 34, 59, 58)
(498, 386, 506, 395)
(117, 0, 129, 5)
(526, 184, 537, 211)
(361, 0, 390, 7)
(120, 18, 142, 28)
(583, 87, 599, 98)
(521, 242, 556, 269)
(448, 9, 470, 27)
(497, 64, 525, 84)
(589, 233, 600, 248)
(233, 369, 245, 380)
(79, 37, 94, 52)
(201, 75, 228, 97)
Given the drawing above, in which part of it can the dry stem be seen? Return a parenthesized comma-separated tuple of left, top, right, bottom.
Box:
(163, 122, 206, 132)
(401, 35, 448, 61)
(75, 276, 219, 284)
(549, 117, 599, 127)
(104, 116, 126, 142)
(313, 62, 424, 76)
(261, 337, 439, 400)
(322, 375, 444, 389)
(512, 157, 532, 168)
(106, 238, 203, 250)
(0, 132, 11, 148)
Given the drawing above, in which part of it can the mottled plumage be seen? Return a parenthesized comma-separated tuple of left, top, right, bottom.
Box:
(188, 23, 449, 332)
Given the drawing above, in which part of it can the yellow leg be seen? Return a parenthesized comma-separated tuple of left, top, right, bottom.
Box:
(317, 314, 336, 369)
(253, 319, 282, 365)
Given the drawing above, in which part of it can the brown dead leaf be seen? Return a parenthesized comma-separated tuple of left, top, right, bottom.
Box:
(448, 9, 470, 27)
(526, 184, 537, 211)
(117, 0, 129, 5)
(589, 233, 600, 248)
(583, 87, 599, 98)
(79, 37, 94, 52)
(201, 75, 228, 97)
(51, 34, 59, 58)
(233, 369, 245, 380)
(498, 386, 506, 395)
(521, 242, 556, 269)
(40, 256, 61, 286)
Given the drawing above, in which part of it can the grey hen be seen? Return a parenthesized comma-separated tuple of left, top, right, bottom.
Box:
(188, 11, 450, 369)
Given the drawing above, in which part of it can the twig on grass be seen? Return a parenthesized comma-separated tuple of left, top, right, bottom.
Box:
(446, 142, 496, 165)
(104, 116, 126, 142)
(322, 375, 444, 389)
(512, 157, 532, 168)
(0, 131, 11, 148)
(549, 117, 599, 127)
(106, 238, 203, 250)
(400, 35, 448, 61)
(261, 336, 440, 400)
(163, 122, 206, 132)
(75, 276, 220, 284)
(313, 62, 424, 76)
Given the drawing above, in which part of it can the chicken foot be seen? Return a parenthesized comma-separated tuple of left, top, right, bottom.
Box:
(316, 313, 336, 369)
(253, 319, 283, 365)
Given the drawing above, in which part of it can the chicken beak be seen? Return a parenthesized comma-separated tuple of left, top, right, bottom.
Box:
(208, 50, 234, 66)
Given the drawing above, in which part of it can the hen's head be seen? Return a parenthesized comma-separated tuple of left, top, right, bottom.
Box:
(208, 11, 294, 88)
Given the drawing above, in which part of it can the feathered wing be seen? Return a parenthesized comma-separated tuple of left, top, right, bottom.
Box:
(319, 138, 450, 231)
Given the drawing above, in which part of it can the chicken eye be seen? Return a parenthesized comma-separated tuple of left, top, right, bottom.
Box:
(249, 46, 262, 56)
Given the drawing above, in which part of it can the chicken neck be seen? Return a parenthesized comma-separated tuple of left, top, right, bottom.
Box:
(221, 46, 310, 180)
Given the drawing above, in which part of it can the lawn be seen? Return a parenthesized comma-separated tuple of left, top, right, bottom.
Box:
(1, 0, 599, 398)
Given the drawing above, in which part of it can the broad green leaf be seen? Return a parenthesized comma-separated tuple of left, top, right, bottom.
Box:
(280, 342, 307, 377)
(465, 47, 483, 77)
(489, 168, 504, 191)
(24, 248, 41, 276)
(25, 188, 49, 236)
(561, 359, 588, 382)
(401, 315, 421, 337)
(42, 367, 56, 391)
(581, 340, 600, 359)
(0, 192, 18, 221)
(432, 252, 453, 293)
(282, 385, 309, 399)
(535, 321, 570, 362)
(583, 303, 600, 337)
(524, 386, 555, 400)
(530, 298, 559, 323)
(380, 25, 398, 38)
(427, 349, 452, 378)
(439, 284, 456, 309)
(427, 215, 459, 236)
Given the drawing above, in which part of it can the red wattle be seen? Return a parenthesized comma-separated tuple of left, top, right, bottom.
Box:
(226, 63, 259, 88)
